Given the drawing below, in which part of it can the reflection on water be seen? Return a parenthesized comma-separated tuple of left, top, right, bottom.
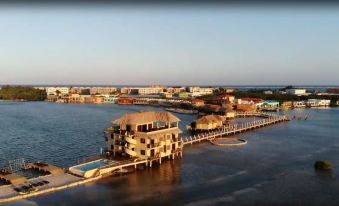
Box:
(1, 103, 339, 206)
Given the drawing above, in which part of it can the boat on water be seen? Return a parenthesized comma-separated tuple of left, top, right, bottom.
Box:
(165, 108, 198, 114)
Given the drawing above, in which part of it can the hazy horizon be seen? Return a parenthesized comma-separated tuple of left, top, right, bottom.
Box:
(1, 4, 339, 85)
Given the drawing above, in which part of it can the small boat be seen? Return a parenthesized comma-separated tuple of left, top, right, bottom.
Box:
(165, 108, 198, 114)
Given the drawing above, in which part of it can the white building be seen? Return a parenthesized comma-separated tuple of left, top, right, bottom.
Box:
(286, 89, 307, 96)
(293, 101, 306, 108)
(263, 90, 273, 95)
(138, 87, 164, 95)
(90, 87, 117, 95)
(189, 87, 214, 97)
(307, 99, 331, 107)
(46, 87, 70, 96)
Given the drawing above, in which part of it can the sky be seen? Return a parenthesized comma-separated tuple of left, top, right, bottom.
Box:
(0, 4, 339, 86)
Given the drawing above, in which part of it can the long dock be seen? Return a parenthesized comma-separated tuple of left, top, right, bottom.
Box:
(182, 112, 289, 145)
(0, 112, 289, 204)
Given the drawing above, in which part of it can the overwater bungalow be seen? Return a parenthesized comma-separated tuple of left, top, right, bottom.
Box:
(105, 111, 183, 161)
(189, 114, 224, 131)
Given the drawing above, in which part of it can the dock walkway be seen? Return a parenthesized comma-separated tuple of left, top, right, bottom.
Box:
(182, 112, 289, 145)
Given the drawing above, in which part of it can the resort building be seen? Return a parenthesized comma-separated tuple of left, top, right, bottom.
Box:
(105, 111, 183, 161)
(46, 87, 70, 96)
(190, 115, 224, 131)
(286, 89, 307, 96)
(293, 101, 306, 108)
(306, 99, 331, 107)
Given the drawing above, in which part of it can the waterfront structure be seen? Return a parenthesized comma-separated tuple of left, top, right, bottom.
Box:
(103, 95, 119, 104)
(286, 89, 307, 96)
(105, 111, 182, 160)
(191, 115, 224, 131)
(177, 92, 190, 99)
(167, 87, 186, 94)
(46, 87, 70, 96)
(262, 100, 280, 111)
(306, 99, 331, 107)
(293, 101, 306, 108)
(281, 101, 293, 109)
(337, 101, 339, 106)
(118, 98, 135, 105)
(191, 99, 205, 107)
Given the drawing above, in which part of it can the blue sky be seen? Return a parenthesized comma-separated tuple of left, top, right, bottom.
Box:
(0, 5, 338, 85)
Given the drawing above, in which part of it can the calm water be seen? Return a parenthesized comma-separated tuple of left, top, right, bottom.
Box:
(1, 102, 339, 206)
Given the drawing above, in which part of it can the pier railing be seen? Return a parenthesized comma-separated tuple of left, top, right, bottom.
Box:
(182, 112, 289, 145)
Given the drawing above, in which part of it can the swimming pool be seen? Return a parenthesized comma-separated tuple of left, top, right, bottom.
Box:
(73, 159, 110, 172)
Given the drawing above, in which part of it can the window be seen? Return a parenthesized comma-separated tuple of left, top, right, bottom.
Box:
(140, 150, 145, 155)
(140, 138, 145, 144)
(111, 145, 114, 150)
(111, 134, 114, 139)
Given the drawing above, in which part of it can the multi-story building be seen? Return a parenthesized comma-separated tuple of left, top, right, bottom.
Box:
(307, 99, 331, 107)
(293, 101, 306, 108)
(46, 87, 70, 96)
(189, 87, 214, 97)
(138, 87, 164, 95)
(105, 111, 182, 161)
(90, 87, 117, 95)
(286, 89, 307, 96)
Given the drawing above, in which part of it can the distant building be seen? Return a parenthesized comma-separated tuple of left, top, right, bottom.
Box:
(191, 99, 205, 107)
(263, 90, 273, 95)
(177, 92, 190, 99)
(118, 98, 135, 105)
(337, 100, 339, 106)
(238, 98, 264, 109)
(90, 87, 117, 95)
(105, 111, 182, 160)
(262, 100, 280, 111)
(138, 87, 164, 95)
(189, 87, 214, 97)
(46, 87, 70, 96)
(307, 99, 330, 107)
(103, 95, 119, 104)
(217, 94, 235, 104)
(293, 101, 306, 108)
(327, 88, 339, 94)
(286, 89, 307, 96)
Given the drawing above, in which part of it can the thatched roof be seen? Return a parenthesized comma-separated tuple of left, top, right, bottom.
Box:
(112, 111, 181, 125)
(196, 115, 224, 124)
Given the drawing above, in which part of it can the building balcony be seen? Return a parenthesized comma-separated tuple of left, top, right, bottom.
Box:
(125, 148, 137, 157)
(125, 136, 137, 144)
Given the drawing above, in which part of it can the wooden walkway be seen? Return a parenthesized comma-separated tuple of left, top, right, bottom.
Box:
(182, 112, 289, 145)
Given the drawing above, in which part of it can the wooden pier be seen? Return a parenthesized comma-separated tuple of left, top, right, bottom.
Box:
(182, 112, 289, 146)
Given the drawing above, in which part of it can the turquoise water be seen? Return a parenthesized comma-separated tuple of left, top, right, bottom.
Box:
(1, 102, 339, 206)
(74, 160, 109, 172)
